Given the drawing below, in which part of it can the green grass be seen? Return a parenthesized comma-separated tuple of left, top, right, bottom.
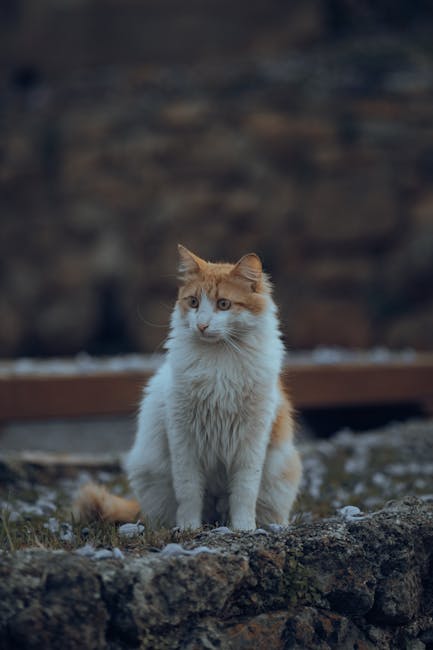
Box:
(0, 471, 201, 555)
(0, 508, 201, 555)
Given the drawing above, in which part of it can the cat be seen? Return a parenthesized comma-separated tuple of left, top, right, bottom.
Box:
(74, 245, 302, 530)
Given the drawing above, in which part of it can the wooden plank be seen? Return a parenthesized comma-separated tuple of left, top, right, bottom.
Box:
(0, 372, 150, 421)
(1, 356, 433, 421)
(287, 360, 433, 409)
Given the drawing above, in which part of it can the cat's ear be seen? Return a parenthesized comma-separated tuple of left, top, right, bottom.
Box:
(231, 253, 263, 287)
(177, 244, 207, 275)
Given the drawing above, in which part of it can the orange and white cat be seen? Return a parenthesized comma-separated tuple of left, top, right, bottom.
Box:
(74, 246, 301, 530)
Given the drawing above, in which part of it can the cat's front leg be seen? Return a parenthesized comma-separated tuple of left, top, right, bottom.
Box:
(175, 482, 203, 530)
(229, 442, 267, 530)
(169, 434, 204, 529)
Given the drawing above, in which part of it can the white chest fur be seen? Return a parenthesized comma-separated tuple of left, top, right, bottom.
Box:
(167, 312, 283, 469)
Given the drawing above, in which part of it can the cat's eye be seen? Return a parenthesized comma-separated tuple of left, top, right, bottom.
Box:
(217, 298, 231, 311)
(188, 296, 199, 309)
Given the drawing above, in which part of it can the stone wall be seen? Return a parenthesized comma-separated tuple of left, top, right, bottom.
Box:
(1, 498, 433, 649)
(1, 2, 433, 356)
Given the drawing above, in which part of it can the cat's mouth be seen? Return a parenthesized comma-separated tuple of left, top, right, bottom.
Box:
(198, 331, 221, 343)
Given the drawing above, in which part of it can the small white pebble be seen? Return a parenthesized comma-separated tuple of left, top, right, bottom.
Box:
(159, 543, 189, 557)
(75, 543, 96, 557)
(94, 549, 114, 560)
(118, 522, 145, 538)
(21, 505, 44, 517)
(159, 543, 217, 557)
(253, 528, 269, 536)
(188, 545, 218, 555)
(266, 523, 285, 533)
(112, 547, 125, 560)
(36, 498, 57, 514)
(211, 526, 232, 535)
(337, 505, 365, 521)
(59, 523, 75, 543)
(44, 517, 60, 533)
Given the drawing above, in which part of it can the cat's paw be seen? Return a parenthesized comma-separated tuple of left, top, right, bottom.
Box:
(175, 509, 202, 530)
(175, 522, 201, 531)
(231, 516, 256, 531)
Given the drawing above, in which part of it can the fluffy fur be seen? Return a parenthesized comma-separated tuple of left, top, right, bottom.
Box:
(74, 246, 302, 530)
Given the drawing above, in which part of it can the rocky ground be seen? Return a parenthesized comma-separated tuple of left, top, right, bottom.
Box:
(1, 418, 433, 540)
(1, 419, 433, 648)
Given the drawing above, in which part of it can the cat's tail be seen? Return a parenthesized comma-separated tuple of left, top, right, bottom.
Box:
(72, 483, 141, 523)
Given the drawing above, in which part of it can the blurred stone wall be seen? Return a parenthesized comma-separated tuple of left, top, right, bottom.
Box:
(1, 1, 433, 356)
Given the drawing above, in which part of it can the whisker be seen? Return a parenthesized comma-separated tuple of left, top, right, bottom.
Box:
(222, 340, 237, 357)
(225, 328, 257, 355)
(224, 336, 243, 355)
(151, 334, 171, 355)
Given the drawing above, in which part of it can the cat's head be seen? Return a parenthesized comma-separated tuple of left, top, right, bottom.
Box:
(176, 244, 271, 344)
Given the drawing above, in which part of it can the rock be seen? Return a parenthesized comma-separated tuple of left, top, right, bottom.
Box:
(1, 497, 433, 648)
(0, 553, 109, 649)
(282, 608, 376, 650)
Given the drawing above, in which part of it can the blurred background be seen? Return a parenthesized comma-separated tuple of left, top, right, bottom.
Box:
(1, 0, 433, 359)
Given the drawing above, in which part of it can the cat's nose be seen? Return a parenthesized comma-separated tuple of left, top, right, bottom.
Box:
(197, 323, 209, 333)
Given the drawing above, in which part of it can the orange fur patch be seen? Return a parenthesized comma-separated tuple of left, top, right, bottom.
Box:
(281, 450, 302, 484)
(270, 382, 295, 446)
(270, 382, 302, 486)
